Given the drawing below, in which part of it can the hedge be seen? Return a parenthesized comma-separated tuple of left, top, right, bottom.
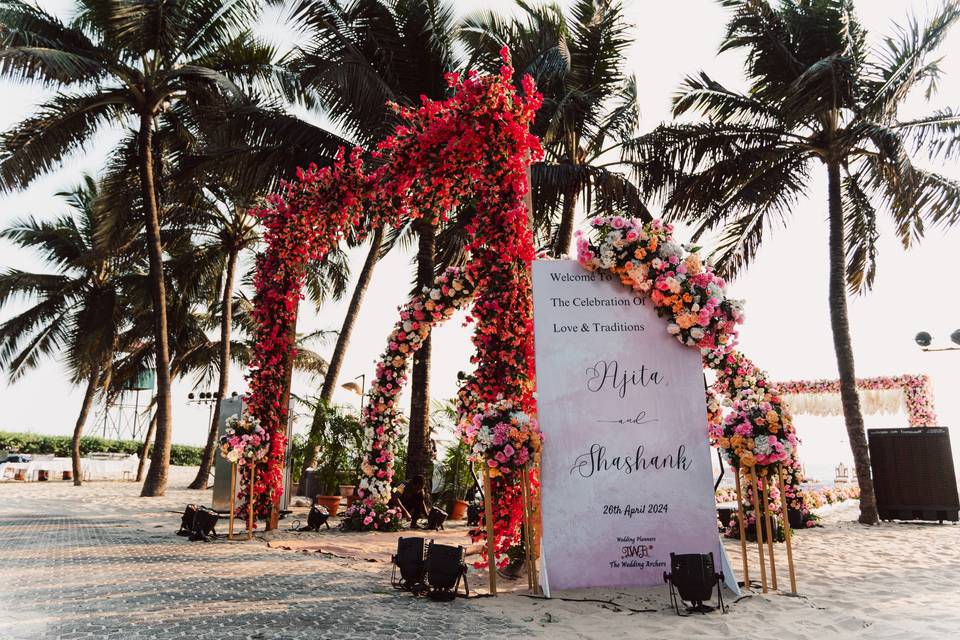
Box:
(0, 431, 203, 466)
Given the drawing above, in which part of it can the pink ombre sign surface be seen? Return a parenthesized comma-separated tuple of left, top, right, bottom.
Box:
(532, 260, 720, 593)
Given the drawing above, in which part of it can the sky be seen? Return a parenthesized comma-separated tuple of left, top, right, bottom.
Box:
(1, 0, 958, 483)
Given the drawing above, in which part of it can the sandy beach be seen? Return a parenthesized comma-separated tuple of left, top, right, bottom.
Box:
(2, 467, 958, 639)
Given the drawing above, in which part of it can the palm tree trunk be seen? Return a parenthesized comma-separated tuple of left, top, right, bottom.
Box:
(407, 220, 435, 484)
(70, 367, 100, 486)
(300, 228, 384, 490)
(827, 160, 878, 525)
(553, 185, 580, 257)
(136, 411, 158, 483)
(189, 247, 239, 490)
(137, 111, 175, 498)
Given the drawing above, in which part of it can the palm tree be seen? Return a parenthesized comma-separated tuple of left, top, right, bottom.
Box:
(290, 0, 461, 483)
(181, 187, 258, 489)
(462, 0, 650, 254)
(0, 0, 295, 497)
(625, 0, 960, 524)
(0, 176, 133, 485)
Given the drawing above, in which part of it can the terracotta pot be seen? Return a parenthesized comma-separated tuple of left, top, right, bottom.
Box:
(315, 495, 342, 517)
(62, 470, 73, 481)
(37, 470, 49, 481)
(450, 499, 469, 520)
(338, 484, 356, 498)
(345, 495, 357, 509)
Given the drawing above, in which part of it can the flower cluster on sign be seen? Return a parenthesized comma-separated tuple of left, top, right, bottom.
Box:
(576, 216, 813, 526)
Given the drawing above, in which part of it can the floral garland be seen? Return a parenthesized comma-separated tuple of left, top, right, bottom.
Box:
(243, 50, 542, 526)
(340, 266, 477, 530)
(775, 375, 937, 427)
(576, 216, 743, 351)
(577, 216, 814, 525)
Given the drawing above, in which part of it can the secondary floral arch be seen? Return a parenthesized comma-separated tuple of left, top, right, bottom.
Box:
(241, 50, 543, 538)
(776, 375, 937, 427)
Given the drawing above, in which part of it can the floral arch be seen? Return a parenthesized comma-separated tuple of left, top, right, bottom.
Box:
(243, 52, 821, 558)
(241, 52, 544, 545)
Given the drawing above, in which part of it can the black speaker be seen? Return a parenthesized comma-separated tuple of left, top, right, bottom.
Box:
(868, 427, 959, 522)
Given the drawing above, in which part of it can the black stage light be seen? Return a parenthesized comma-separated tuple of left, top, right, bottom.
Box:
(663, 552, 725, 615)
(391, 537, 428, 593)
(915, 331, 933, 347)
(425, 542, 469, 601)
(304, 504, 330, 531)
(426, 507, 448, 531)
(951, 329, 960, 346)
(188, 392, 195, 400)
(176, 504, 220, 541)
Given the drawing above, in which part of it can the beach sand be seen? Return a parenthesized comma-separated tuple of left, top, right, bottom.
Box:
(2, 467, 958, 639)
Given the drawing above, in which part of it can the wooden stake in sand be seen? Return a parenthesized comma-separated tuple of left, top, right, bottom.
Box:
(777, 463, 798, 594)
(520, 463, 532, 590)
(761, 472, 778, 590)
(247, 463, 257, 541)
(482, 466, 497, 595)
(734, 467, 750, 586)
(228, 462, 237, 540)
(521, 463, 540, 594)
(749, 466, 768, 592)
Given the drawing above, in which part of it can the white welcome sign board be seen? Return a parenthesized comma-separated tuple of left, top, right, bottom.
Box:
(532, 260, 722, 594)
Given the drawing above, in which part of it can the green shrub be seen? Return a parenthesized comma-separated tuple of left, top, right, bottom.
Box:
(0, 431, 203, 466)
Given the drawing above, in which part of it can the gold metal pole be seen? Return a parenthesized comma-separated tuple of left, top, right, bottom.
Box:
(228, 462, 236, 540)
(247, 463, 256, 541)
(777, 464, 798, 594)
(482, 466, 497, 595)
(749, 466, 768, 593)
(734, 467, 750, 586)
(761, 472, 778, 590)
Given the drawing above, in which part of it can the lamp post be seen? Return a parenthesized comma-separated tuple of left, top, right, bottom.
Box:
(914, 329, 960, 352)
(188, 390, 238, 432)
(341, 374, 366, 412)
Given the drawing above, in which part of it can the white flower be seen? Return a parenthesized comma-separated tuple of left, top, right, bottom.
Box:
(667, 323, 680, 335)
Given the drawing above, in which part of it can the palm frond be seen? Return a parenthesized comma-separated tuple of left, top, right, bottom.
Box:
(842, 171, 879, 294)
(0, 89, 130, 192)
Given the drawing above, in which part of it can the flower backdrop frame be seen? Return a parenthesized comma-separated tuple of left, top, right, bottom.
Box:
(775, 375, 937, 427)
(240, 48, 925, 591)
